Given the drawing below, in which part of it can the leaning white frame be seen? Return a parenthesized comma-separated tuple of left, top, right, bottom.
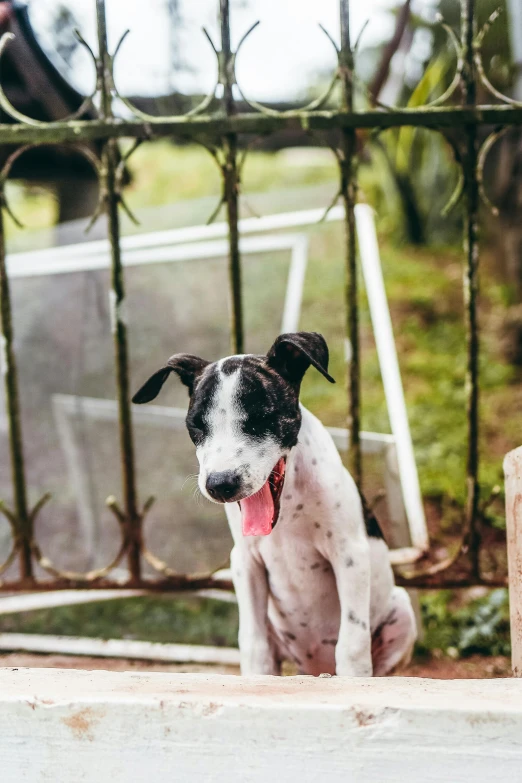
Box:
(40, 231, 309, 564)
(44, 225, 406, 568)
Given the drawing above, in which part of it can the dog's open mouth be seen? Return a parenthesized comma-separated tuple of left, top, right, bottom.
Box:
(239, 457, 286, 537)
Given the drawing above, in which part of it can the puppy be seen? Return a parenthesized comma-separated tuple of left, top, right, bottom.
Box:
(133, 332, 417, 676)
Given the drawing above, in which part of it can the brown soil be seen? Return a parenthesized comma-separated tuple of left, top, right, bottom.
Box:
(0, 652, 512, 678)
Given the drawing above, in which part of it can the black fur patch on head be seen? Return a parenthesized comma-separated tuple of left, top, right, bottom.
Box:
(221, 356, 246, 376)
(231, 356, 302, 449)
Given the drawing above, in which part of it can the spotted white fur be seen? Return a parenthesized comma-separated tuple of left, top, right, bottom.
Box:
(133, 335, 417, 677)
(195, 364, 417, 677)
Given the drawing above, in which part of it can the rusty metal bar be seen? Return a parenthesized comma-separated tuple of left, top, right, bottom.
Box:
(0, 202, 31, 580)
(461, 0, 481, 580)
(96, 0, 141, 582)
(0, 570, 509, 592)
(0, 106, 520, 147)
(219, 0, 244, 354)
(339, 0, 361, 486)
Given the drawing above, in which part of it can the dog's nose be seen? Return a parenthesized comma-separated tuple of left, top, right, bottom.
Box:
(206, 471, 242, 502)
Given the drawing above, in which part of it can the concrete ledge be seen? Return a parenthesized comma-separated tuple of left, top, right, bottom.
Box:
(1, 669, 522, 782)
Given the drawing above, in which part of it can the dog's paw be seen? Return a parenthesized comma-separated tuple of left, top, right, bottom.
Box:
(240, 643, 279, 676)
(335, 649, 373, 677)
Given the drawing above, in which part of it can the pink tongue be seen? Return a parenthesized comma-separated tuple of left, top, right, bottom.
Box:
(240, 479, 274, 536)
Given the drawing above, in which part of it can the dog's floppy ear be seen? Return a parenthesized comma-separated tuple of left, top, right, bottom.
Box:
(266, 332, 335, 385)
(132, 354, 209, 403)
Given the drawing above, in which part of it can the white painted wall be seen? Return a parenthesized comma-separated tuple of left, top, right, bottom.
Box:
(1, 669, 521, 783)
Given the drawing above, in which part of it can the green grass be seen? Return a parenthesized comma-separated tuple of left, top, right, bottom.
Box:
(0, 589, 510, 661)
(0, 596, 239, 647)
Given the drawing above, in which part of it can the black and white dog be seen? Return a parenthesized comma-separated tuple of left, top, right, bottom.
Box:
(133, 332, 416, 676)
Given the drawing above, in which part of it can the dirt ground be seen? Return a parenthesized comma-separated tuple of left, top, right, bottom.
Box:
(0, 652, 512, 678)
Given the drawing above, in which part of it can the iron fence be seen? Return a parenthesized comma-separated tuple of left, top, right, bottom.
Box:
(0, 0, 517, 591)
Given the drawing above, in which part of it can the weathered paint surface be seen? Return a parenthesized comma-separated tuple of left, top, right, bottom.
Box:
(504, 446, 522, 677)
(1, 669, 522, 782)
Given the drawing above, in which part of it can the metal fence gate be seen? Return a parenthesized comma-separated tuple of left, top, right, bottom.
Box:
(0, 0, 518, 592)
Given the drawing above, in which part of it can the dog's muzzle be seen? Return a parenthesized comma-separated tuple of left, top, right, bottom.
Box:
(205, 470, 242, 502)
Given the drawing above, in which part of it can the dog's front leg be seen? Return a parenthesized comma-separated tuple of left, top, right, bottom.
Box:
(231, 547, 279, 675)
(330, 539, 373, 677)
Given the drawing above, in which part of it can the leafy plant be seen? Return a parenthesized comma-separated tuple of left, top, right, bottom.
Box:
(418, 589, 511, 658)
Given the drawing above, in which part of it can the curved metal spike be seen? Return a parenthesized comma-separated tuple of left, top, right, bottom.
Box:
(353, 19, 370, 55)
(352, 70, 395, 111)
(475, 7, 502, 48)
(477, 127, 510, 215)
(0, 498, 16, 527)
(0, 540, 18, 577)
(472, 8, 522, 106)
(420, 16, 464, 109)
(111, 27, 218, 121)
(142, 544, 230, 582)
(0, 142, 104, 232)
(106, 495, 126, 525)
(74, 27, 97, 65)
(435, 13, 462, 57)
(206, 194, 225, 225)
(28, 492, 130, 582)
(235, 72, 340, 116)
(29, 492, 52, 523)
(112, 28, 131, 63)
(441, 166, 464, 217)
(118, 194, 140, 226)
(142, 495, 155, 516)
(202, 26, 219, 56)
(1, 192, 24, 229)
(0, 497, 20, 576)
(83, 200, 105, 235)
(31, 534, 130, 583)
(319, 188, 342, 223)
(115, 138, 141, 185)
(185, 87, 218, 117)
(234, 22, 341, 116)
(235, 20, 261, 58)
(318, 23, 340, 55)
(0, 32, 96, 126)
(0, 34, 47, 127)
(437, 130, 465, 217)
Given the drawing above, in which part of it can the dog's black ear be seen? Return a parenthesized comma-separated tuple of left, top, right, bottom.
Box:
(266, 332, 335, 385)
(132, 354, 209, 403)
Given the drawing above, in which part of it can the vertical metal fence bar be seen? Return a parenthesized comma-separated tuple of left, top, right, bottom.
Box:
(339, 0, 362, 486)
(0, 205, 32, 580)
(96, 0, 141, 581)
(461, 0, 480, 578)
(219, 0, 244, 355)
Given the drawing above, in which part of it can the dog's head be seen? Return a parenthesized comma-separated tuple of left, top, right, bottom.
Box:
(132, 332, 335, 535)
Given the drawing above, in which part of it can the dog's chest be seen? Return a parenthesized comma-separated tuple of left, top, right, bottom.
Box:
(257, 525, 341, 673)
